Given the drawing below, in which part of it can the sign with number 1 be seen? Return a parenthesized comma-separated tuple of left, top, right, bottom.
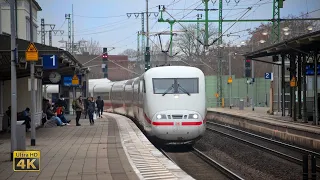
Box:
(42, 55, 58, 69)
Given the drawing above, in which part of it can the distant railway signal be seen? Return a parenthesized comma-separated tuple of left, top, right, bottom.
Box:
(102, 47, 108, 78)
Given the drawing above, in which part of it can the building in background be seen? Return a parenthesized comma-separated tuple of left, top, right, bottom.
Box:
(0, 0, 41, 41)
(75, 54, 139, 81)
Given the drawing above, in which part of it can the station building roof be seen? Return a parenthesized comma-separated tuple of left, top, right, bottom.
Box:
(244, 30, 320, 59)
(0, 34, 85, 81)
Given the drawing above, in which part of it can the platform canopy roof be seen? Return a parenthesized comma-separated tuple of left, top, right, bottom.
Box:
(0, 34, 87, 81)
(244, 30, 320, 59)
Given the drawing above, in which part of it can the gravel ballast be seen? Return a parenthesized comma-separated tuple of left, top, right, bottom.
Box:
(194, 131, 303, 180)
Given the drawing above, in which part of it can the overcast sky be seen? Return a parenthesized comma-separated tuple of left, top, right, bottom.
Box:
(37, 0, 320, 54)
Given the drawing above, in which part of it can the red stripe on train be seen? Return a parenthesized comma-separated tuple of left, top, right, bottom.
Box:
(152, 122, 174, 126)
(181, 121, 203, 126)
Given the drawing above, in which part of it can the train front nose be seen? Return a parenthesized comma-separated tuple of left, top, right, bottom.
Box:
(151, 110, 206, 142)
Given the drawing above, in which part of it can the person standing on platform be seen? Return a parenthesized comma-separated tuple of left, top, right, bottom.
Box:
(74, 96, 84, 126)
(87, 97, 96, 125)
(84, 97, 90, 119)
(96, 96, 104, 118)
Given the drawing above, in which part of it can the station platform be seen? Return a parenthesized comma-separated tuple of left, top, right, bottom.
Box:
(207, 107, 320, 150)
(0, 113, 193, 180)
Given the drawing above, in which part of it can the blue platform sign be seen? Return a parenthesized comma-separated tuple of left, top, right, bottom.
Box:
(265, 72, 272, 79)
(42, 55, 58, 69)
(306, 63, 320, 75)
(63, 75, 81, 87)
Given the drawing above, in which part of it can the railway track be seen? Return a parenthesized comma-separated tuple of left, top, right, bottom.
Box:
(160, 146, 244, 180)
(206, 121, 320, 172)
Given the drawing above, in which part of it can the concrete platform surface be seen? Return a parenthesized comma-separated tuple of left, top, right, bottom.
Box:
(0, 113, 195, 180)
(0, 116, 139, 180)
(207, 108, 320, 150)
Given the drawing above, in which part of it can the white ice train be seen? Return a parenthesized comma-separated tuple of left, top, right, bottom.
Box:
(93, 66, 207, 145)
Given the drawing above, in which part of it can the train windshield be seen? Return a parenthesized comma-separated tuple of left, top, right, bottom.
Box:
(153, 78, 199, 94)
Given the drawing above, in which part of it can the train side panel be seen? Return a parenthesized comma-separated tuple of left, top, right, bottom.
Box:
(110, 80, 127, 115)
(124, 79, 135, 117)
(132, 78, 140, 120)
(90, 82, 114, 112)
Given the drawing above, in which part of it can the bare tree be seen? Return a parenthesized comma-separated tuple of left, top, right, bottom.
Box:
(119, 49, 137, 61)
(174, 23, 218, 61)
(79, 38, 102, 55)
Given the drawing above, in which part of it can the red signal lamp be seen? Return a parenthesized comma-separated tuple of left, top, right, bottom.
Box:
(102, 54, 108, 58)
(246, 59, 251, 63)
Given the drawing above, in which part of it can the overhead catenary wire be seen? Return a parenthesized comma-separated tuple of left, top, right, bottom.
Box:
(82, 31, 138, 65)
(57, 21, 138, 36)
(159, 0, 271, 69)
(74, 19, 130, 33)
(57, 19, 66, 30)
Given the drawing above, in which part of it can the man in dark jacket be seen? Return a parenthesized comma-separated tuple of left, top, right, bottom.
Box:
(55, 95, 67, 110)
(96, 96, 104, 118)
(19, 108, 31, 132)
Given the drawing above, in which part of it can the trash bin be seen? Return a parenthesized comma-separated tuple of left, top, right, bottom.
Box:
(239, 99, 244, 110)
(16, 122, 26, 150)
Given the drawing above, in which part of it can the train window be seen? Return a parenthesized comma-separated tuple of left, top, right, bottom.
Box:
(153, 78, 175, 94)
(176, 78, 199, 94)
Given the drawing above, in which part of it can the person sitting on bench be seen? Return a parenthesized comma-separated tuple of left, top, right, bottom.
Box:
(46, 105, 66, 126)
(18, 108, 31, 132)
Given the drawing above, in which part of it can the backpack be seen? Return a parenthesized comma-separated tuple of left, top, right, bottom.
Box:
(72, 100, 76, 110)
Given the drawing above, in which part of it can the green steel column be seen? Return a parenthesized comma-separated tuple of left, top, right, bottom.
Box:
(137, 31, 140, 61)
(217, 0, 223, 107)
(197, 17, 200, 47)
(271, 0, 280, 44)
(141, 13, 145, 55)
(169, 21, 174, 56)
(196, 14, 202, 53)
(271, 0, 280, 114)
(204, 0, 209, 47)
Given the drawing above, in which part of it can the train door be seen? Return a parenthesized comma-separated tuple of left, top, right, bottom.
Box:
(109, 83, 115, 112)
(131, 82, 135, 117)
(122, 85, 126, 114)
(137, 80, 141, 116)
(110, 85, 115, 112)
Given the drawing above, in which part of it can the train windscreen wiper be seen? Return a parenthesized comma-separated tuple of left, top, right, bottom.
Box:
(178, 84, 190, 96)
(162, 84, 174, 96)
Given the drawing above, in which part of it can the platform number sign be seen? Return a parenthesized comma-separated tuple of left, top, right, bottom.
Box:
(265, 73, 272, 79)
(13, 151, 40, 172)
(42, 55, 58, 69)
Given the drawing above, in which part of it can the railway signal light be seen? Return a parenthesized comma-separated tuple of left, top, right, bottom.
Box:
(244, 59, 251, 78)
(102, 47, 108, 78)
(245, 59, 251, 68)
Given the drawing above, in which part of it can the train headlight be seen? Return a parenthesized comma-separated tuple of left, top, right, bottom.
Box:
(188, 114, 199, 119)
(156, 114, 167, 119)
